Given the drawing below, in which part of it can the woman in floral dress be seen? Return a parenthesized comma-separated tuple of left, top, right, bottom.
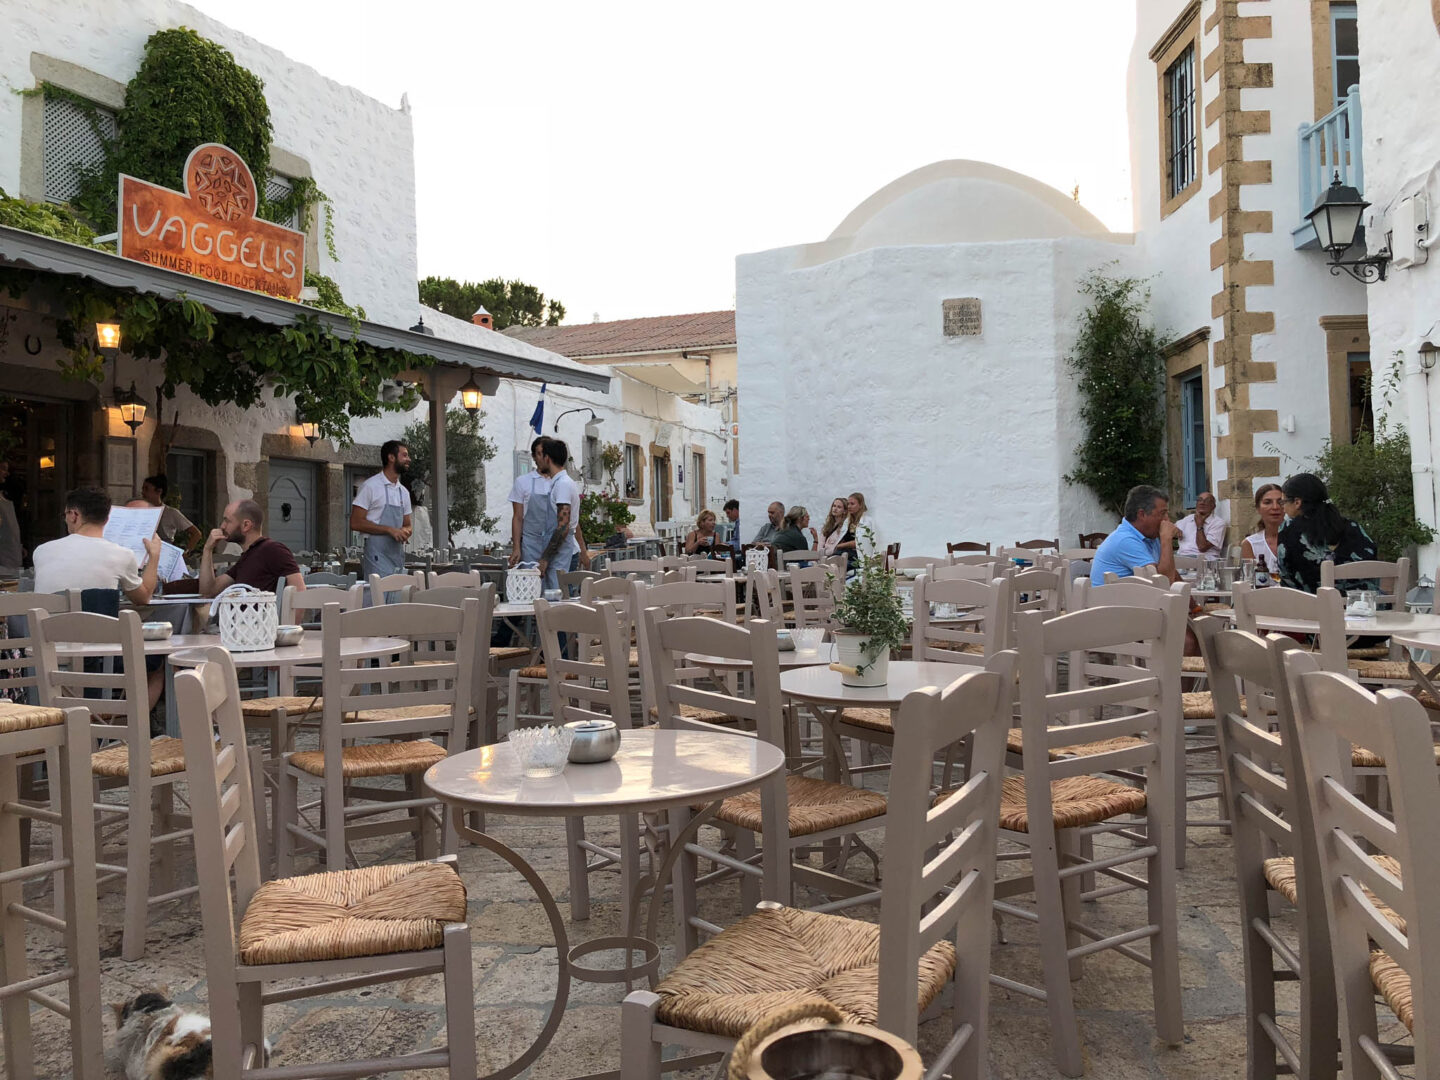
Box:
(1275, 472, 1377, 593)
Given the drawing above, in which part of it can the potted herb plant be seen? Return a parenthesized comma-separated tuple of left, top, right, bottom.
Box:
(829, 530, 906, 686)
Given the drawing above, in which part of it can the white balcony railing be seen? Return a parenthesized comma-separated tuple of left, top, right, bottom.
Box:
(1295, 85, 1362, 248)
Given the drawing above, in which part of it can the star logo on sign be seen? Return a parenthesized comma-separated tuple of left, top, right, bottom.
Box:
(190, 151, 252, 221)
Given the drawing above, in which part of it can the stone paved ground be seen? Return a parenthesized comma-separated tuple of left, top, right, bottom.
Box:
(2, 760, 1408, 1078)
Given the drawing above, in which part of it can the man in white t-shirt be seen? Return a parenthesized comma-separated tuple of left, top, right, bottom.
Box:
(349, 440, 413, 589)
(508, 438, 548, 567)
(536, 439, 582, 589)
(1175, 491, 1226, 562)
(34, 488, 163, 705)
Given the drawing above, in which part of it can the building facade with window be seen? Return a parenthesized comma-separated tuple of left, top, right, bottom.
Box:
(1130, 0, 1369, 530)
(0, 0, 620, 557)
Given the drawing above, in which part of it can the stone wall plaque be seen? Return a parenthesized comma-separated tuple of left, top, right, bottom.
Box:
(943, 297, 982, 336)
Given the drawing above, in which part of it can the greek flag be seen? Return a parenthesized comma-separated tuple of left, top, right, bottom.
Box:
(529, 384, 546, 436)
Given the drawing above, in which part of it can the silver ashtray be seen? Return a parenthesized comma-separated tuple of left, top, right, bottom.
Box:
(141, 621, 173, 641)
(565, 719, 620, 763)
(274, 625, 305, 647)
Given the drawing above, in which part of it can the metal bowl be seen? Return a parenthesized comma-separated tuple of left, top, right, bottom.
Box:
(273, 625, 305, 647)
(141, 621, 173, 641)
(565, 718, 620, 763)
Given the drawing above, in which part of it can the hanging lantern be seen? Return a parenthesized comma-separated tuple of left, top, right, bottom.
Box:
(458, 373, 484, 415)
(114, 381, 147, 433)
(95, 322, 122, 350)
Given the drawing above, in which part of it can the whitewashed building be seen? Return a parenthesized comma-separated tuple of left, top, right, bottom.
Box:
(0, 0, 723, 555)
(736, 1, 1375, 553)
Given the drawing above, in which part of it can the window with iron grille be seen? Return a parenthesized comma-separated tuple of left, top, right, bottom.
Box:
(42, 94, 117, 205)
(264, 173, 299, 229)
(1163, 45, 1197, 201)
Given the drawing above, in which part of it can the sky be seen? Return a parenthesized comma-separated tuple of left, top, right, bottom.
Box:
(187, 0, 1139, 323)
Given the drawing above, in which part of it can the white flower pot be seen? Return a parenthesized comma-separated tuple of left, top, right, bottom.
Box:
(833, 631, 890, 687)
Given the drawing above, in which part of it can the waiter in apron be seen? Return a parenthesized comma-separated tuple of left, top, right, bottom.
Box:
(510, 438, 579, 592)
(350, 439, 413, 601)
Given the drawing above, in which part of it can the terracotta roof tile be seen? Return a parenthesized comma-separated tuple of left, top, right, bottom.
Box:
(504, 310, 735, 359)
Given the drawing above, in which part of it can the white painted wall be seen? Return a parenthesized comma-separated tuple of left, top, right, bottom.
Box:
(0, 0, 418, 328)
(736, 232, 1133, 557)
(1357, 0, 1440, 574)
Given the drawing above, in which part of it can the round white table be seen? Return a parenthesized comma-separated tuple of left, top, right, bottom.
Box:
(686, 642, 838, 670)
(1249, 610, 1440, 637)
(424, 729, 784, 1080)
(780, 659, 973, 710)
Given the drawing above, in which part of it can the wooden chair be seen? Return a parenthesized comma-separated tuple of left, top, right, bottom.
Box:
(1196, 626, 1339, 1080)
(606, 558, 662, 582)
(687, 555, 733, 574)
(946, 540, 991, 556)
(946, 553, 1002, 569)
(535, 598, 640, 921)
(933, 560, 1005, 581)
(427, 569, 481, 589)
(367, 570, 424, 606)
(558, 569, 600, 597)
(778, 549, 821, 568)
(883, 541, 901, 569)
(889, 555, 946, 574)
(621, 661, 1013, 1080)
(277, 599, 481, 874)
(174, 647, 476, 1079)
(0, 700, 102, 1078)
(1077, 531, 1108, 549)
(1013, 537, 1060, 553)
(31, 609, 192, 961)
(281, 582, 366, 628)
(1322, 557, 1411, 666)
(392, 584, 497, 746)
(750, 569, 786, 626)
(1286, 659, 1437, 1079)
(642, 613, 887, 944)
(787, 564, 841, 630)
(997, 596, 1184, 1076)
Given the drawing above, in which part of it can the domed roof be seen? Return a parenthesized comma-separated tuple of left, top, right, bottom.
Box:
(826, 160, 1113, 251)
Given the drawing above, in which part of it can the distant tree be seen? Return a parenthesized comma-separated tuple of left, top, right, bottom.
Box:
(418, 276, 566, 329)
(402, 407, 499, 540)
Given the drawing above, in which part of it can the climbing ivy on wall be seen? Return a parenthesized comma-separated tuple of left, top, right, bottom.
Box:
(0, 28, 418, 442)
(1063, 270, 1169, 517)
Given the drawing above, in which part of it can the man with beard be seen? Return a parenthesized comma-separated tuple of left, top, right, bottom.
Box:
(350, 440, 414, 591)
(199, 498, 305, 596)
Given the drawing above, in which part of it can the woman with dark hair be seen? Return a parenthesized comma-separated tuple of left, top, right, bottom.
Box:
(1275, 472, 1376, 592)
(1241, 483, 1285, 572)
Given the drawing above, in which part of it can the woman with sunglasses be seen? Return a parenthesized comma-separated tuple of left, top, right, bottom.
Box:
(1275, 472, 1376, 593)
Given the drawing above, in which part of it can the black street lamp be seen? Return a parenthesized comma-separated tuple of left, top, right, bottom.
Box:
(1306, 173, 1390, 283)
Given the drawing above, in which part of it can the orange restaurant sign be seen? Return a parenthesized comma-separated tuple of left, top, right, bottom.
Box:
(118, 143, 305, 299)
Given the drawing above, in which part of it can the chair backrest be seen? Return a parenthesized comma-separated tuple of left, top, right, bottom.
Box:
(946, 553, 1001, 569)
(171, 647, 264, 997)
(751, 569, 785, 624)
(1015, 594, 1183, 823)
(910, 574, 1010, 665)
(31, 609, 150, 764)
(1077, 531, 1108, 549)
(1013, 537, 1060, 553)
(557, 570, 600, 598)
(632, 578, 738, 725)
(606, 558, 661, 581)
(428, 569, 481, 589)
(1232, 583, 1348, 674)
(1007, 568, 1063, 628)
(876, 657, 1014, 1052)
(0, 591, 74, 702)
(282, 582, 366, 627)
(787, 564, 841, 629)
(1320, 557, 1410, 609)
(946, 540, 991, 555)
(304, 571, 357, 587)
(932, 561, 1004, 582)
(1287, 660, 1440, 1076)
(657, 567, 698, 584)
(367, 570, 424, 606)
(1194, 623, 1338, 1074)
(890, 555, 945, 572)
(319, 599, 481, 755)
(657, 555, 689, 571)
(582, 573, 634, 614)
(1071, 575, 1190, 614)
(534, 599, 633, 728)
(397, 584, 496, 714)
(688, 556, 734, 573)
(779, 549, 820, 567)
(883, 542, 901, 569)
(1173, 553, 1207, 575)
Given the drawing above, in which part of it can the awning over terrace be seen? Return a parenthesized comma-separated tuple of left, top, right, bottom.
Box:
(0, 225, 611, 542)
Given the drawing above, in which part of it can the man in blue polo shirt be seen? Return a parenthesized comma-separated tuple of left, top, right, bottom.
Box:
(1090, 484, 1180, 583)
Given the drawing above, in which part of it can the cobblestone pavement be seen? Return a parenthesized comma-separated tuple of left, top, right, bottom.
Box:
(2, 763, 1396, 1079)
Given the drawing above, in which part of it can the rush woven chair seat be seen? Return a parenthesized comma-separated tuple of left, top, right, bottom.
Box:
(91, 735, 188, 777)
(1263, 854, 1407, 931)
(346, 703, 476, 722)
(288, 739, 447, 779)
(648, 702, 742, 726)
(1181, 690, 1275, 720)
(710, 776, 886, 837)
(238, 861, 467, 965)
(1351, 659, 1413, 681)
(1180, 655, 1207, 674)
(489, 645, 532, 662)
(1003, 728, 1146, 761)
(1348, 740, 1440, 768)
(1369, 952, 1415, 1032)
(240, 694, 324, 718)
(837, 707, 892, 734)
(993, 774, 1148, 832)
(0, 702, 65, 733)
(1348, 644, 1392, 660)
(652, 906, 954, 1038)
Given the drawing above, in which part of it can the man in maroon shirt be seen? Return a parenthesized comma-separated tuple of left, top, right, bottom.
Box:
(198, 499, 306, 596)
